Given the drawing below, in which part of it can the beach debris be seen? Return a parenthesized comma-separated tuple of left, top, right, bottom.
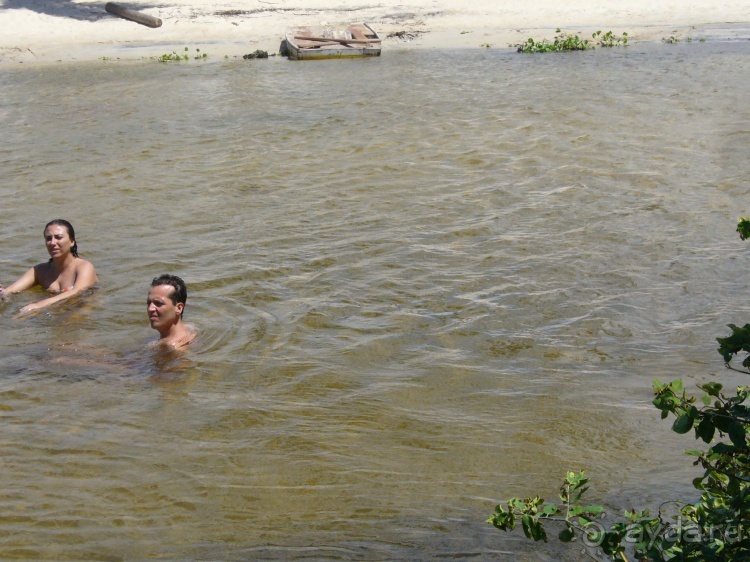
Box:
(243, 50, 269, 59)
(104, 2, 161, 27)
(386, 30, 426, 41)
(105, 2, 162, 28)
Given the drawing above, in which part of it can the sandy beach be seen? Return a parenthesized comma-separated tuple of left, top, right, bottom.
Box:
(0, 0, 748, 64)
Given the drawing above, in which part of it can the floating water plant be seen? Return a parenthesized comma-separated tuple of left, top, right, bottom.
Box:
(157, 51, 188, 62)
(157, 47, 208, 62)
(516, 29, 628, 53)
(593, 30, 628, 47)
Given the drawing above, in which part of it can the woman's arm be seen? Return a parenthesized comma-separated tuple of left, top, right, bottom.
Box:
(19, 261, 97, 314)
(1, 267, 38, 295)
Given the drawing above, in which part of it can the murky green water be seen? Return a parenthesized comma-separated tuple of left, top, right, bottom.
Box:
(1, 42, 750, 560)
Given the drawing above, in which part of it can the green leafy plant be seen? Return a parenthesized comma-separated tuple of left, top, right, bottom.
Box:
(593, 30, 628, 47)
(717, 324, 750, 368)
(488, 219, 750, 561)
(516, 29, 627, 53)
(157, 51, 189, 62)
(490, 380, 750, 560)
(157, 46, 208, 62)
(714, 219, 750, 369)
(736, 217, 750, 241)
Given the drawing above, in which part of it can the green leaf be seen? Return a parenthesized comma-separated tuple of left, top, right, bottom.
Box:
(521, 514, 533, 539)
(696, 416, 715, 443)
(558, 525, 575, 542)
(728, 420, 747, 447)
(713, 415, 733, 433)
(542, 504, 558, 516)
(699, 382, 723, 397)
(521, 514, 547, 541)
(673, 414, 694, 434)
(738, 217, 750, 240)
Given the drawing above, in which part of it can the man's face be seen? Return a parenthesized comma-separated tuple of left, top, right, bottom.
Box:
(147, 285, 183, 333)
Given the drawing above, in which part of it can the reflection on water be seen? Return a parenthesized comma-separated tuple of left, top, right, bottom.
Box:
(1, 42, 750, 559)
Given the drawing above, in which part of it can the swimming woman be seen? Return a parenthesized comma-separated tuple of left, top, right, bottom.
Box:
(0, 219, 98, 314)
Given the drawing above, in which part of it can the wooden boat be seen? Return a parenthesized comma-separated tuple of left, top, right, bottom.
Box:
(284, 23, 381, 60)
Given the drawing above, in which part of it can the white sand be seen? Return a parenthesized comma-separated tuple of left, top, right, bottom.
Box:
(0, 0, 748, 64)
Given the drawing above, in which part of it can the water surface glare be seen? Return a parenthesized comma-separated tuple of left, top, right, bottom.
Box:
(1, 43, 750, 560)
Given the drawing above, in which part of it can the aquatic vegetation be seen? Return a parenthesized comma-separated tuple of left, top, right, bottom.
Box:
(516, 29, 628, 53)
(158, 50, 188, 62)
(157, 47, 208, 62)
(480, 43, 492, 48)
(593, 30, 628, 47)
(737, 216, 750, 240)
(243, 50, 269, 59)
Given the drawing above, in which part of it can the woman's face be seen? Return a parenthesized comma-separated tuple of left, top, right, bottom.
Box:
(44, 224, 73, 259)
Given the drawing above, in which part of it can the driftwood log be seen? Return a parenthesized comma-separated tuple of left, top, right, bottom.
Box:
(105, 2, 162, 28)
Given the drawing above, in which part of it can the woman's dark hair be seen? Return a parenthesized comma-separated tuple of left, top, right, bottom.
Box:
(151, 274, 188, 318)
(44, 219, 78, 258)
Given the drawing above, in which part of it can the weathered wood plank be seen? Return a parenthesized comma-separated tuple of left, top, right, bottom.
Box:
(294, 36, 381, 45)
(105, 2, 162, 28)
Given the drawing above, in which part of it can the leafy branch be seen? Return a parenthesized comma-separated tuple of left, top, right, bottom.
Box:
(489, 217, 750, 561)
(490, 379, 750, 561)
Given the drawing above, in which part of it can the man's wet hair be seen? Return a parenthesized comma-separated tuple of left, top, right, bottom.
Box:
(151, 274, 187, 316)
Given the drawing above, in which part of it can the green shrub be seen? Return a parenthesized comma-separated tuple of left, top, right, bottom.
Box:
(489, 218, 750, 561)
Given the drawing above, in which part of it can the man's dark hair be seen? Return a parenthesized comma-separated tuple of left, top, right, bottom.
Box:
(151, 274, 187, 316)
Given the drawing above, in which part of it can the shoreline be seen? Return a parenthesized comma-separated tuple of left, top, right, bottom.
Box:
(0, 0, 748, 65)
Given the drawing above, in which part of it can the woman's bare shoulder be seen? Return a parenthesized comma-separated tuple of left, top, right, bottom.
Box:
(75, 258, 96, 271)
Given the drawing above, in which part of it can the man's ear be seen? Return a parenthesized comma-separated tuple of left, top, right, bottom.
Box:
(176, 302, 184, 316)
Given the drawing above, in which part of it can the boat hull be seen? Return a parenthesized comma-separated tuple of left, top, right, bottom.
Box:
(285, 23, 382, 60)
